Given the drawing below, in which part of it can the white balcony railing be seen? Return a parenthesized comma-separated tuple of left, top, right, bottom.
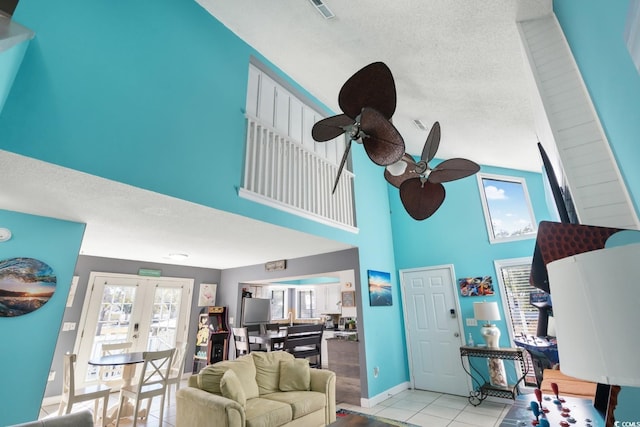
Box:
(239, 116, 357, 232)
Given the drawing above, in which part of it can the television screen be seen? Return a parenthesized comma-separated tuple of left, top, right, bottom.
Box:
(241, 298, 271, 325)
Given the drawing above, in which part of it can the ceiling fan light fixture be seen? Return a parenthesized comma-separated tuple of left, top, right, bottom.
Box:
(386, 160, 408, 176)
(308, 0, 335, 19)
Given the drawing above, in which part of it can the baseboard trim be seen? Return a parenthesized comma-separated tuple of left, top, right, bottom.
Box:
(360, 381, 411, 408)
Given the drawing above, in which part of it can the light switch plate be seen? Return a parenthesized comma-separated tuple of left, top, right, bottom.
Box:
(466, 318, 477, 326)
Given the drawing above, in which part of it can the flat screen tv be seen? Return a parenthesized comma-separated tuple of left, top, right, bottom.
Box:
(241, 297, 271, 326)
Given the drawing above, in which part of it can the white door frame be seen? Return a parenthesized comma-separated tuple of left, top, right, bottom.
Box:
(399, 264, 471, 392)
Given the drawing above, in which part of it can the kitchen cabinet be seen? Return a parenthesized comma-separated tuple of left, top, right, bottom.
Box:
(317, 283, 342, 314)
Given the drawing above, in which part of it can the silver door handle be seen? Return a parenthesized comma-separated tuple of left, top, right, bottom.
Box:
(454, 332, 460, 337)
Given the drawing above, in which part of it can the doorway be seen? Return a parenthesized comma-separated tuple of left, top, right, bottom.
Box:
(400, 265, 469, 396)
(73, 272, 193, 389)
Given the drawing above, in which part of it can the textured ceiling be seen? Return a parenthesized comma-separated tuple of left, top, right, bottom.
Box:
(1, 0, 552, 270)
(198, 0, 552, 172)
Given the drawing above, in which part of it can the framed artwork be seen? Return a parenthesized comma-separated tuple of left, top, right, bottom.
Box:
(341, 291, 355, 307)
(459, 276, 494, 297)
(0, 257, 57, 317)
(368, 270, 392, 306)
(198, 283, 217, 306)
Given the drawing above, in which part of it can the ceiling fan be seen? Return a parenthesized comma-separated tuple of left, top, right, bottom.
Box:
(311, 62, 405, 194)
(385, 121, 480, 220)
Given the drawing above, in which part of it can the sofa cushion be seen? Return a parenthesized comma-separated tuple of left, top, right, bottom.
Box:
(245, 397, 293, 427)
(252, 351, 295, 395)
(261, 391, 326, 420)
(220, 369, 247, 407)
(198, 354, 259, 398)
(279, 359, 310, 391)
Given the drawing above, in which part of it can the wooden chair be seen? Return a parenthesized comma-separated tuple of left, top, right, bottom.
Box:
(58, 353, 111, 427)
(266, 323, 284, 350)
(283, 324, 324, 367)
(265, 323, 281, 332)
(166, 342, 187, 403)
(99, 342, 132, 388)
(115, 348, 175, 427)
(231, 327, 251, 357)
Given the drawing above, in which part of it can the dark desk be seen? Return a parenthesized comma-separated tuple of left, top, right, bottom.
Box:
(499, 393, 604, 426)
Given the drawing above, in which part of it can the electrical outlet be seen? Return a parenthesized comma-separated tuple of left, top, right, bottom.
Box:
(466, 318, 477, 327)
(373, 367, 379, 378)
(48, 371, 55, 382)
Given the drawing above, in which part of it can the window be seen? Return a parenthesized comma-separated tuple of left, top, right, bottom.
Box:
(270, 289, 287, 320)
(495, 258, 538, 384)
(296, 289, 316, 319)
(477, 173, 537, 243)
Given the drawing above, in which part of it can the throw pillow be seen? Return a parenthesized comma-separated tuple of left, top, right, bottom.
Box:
(197, 354, 259, 399)
(197, 363, 228, 395)
(253, 350, 295, 395)
(220, 369, 247, 407)
(279, 358, 311, 391)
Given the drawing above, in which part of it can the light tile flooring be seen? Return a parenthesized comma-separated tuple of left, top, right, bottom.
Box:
(40, 381, 512, 427)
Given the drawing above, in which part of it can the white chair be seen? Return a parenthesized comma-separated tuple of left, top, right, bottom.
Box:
(99, 342, 132, 388)
(58, 353, 111, 427)
(166, 342, 187, 403)
(115, 348, 175, 427)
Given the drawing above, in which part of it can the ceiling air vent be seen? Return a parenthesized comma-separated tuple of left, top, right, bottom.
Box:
(308, 0, 335, 19)
(412, 119, 429, 131)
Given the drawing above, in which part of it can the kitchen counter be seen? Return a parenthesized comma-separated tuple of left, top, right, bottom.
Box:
(327, 338, 361, 405)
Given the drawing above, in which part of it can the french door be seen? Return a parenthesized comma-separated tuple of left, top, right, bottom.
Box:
(74, 272, 193, 388)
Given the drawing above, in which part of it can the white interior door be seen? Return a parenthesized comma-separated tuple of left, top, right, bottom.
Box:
(400, 265, 469, 396)
(73, 272, 193, 388)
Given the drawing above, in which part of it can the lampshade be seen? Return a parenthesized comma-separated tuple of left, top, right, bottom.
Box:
(473, 301, 501, 322)
(547, 243, 640, 387)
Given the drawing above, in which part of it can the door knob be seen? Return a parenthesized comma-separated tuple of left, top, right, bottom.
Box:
(454, 332, 460, 337)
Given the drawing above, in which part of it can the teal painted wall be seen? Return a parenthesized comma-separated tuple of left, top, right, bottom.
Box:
(555, 0, 640, 418)
(389, 163, 553, 384)
(0, 0, 398, 408)
(0, 41, 29, 114)
(0, 210, 85, 425)
(0, 0, 356, 247)
(351, 148, 406, 397)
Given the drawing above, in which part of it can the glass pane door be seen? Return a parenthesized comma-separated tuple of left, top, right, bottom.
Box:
(74, 272, 192, 389)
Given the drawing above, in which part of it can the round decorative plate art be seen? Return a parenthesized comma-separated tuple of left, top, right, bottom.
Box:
(0, 257, 57, 317)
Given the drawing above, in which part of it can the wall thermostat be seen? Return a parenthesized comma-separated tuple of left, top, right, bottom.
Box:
(0, 228, 12, 242)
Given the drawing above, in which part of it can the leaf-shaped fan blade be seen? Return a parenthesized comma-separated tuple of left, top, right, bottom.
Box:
(384, 154, 416, 188)
(399, 179, 446, 221)
(311, 114, 353, 142)
(332, 139, 353, 194)
(421, 121, 441, 162)
(338, 62, 397, 120)
(428, 158, 480, 183)
(359, 107, 405, 166)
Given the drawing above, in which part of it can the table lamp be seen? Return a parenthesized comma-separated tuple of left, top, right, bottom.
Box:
(473, 301, 501, 348)
(548, 242, 640, 425)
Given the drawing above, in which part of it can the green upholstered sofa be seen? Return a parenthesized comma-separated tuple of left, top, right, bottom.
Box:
(176, 351, 336, 427)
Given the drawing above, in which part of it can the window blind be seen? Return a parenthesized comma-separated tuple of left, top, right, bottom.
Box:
(498, 262, 538, 385)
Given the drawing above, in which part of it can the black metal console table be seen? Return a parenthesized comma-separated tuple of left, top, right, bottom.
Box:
(459, 345, 528, 406)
